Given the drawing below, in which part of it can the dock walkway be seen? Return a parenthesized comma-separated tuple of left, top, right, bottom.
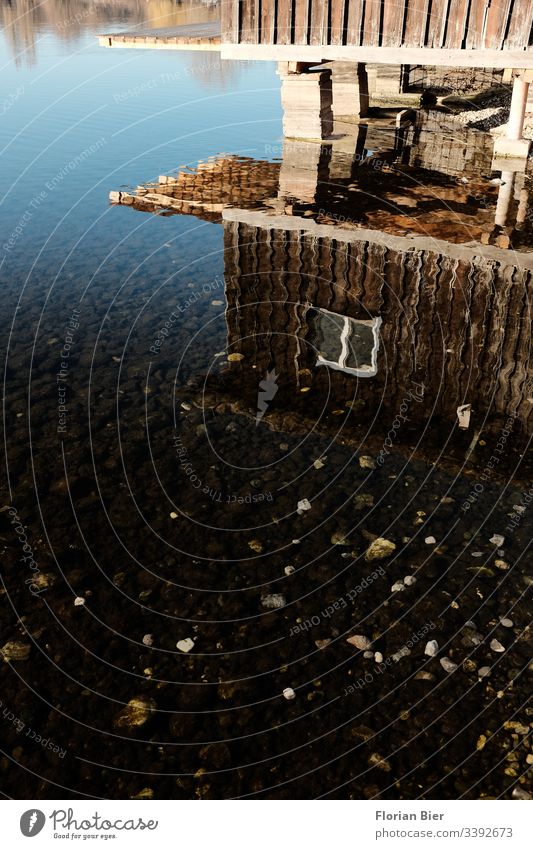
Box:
(98, 22, 221, 51)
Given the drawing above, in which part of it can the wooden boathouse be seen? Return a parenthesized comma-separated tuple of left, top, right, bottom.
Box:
(100, 0, 533, 160)
(220, 0, 533, 57)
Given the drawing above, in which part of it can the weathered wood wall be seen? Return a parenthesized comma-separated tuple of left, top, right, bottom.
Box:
(221, 0, 533, 50)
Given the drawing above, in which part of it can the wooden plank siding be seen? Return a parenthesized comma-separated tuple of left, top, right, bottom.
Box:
(240, 0, 260, 43)
(221, 0, 533, 49)
(293, 0, 311, 42)
(262, 0, 277, 44)
(363, 0, 384, 47)
(329, 0, 346, 45)
(465, 0, 490, 50)
(381, 0, 406, 47)
(505, 0, 533, 48)
(276, 0, 293, 44)
(484, 0, 514, 50)
(345, 0, 365, 45)
(444, 0, 470, 50)
(310, 0, 329, 45)
(221, 0, 240, 41)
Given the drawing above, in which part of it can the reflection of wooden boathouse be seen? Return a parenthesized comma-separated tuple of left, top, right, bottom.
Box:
(109, 157, 280, 221)
(222, 208, 532, 436)
(110, 148, 532, 438)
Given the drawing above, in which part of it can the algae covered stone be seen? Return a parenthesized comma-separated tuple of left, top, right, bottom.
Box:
(331, 530, 350, 546)
(364, 537, 396, 562)
(1, 641, 30, 662)
(114, 697, 156, 730)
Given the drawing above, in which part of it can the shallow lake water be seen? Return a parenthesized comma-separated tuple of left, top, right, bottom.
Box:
(0, 0, 531, 801)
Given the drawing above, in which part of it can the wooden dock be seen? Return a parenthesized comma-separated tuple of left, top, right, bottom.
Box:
(98, 22, 221, 51)
(219, 0, 533, 68)
(98, 1, 533, 68)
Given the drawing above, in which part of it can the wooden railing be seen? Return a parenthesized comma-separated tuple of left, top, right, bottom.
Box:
(221, 0, 533, 50)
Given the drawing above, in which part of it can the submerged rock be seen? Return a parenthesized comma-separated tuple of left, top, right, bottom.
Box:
(353, 493, 374, 511)
(392, 646, 411, 662)
(331, 530, 350, 546)
(368, 752, 391, 772)
(131, 788, 154, 799)
(346, 634, 372, 650)
(364, 537, 396, 562)
(114, 697, 156, 729)
(176, 638, 194, 653)
(424, 640, 439, 657)
(512, 788, 532, 800)
(261, 593, 286, 610)
(490, 534, 505, 547)
(282, 687, 296, 700)
(1, 641, 30, 661)
(440, 657, 458, 673)
(33, 572, 55, 590)
(414, 670, 435, 681)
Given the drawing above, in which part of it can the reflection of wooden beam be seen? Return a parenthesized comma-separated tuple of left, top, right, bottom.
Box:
(222, 208, 533, 270)
(508, 74, 530, 139)
(193, 389, 530, 483)
(221, 44, 533, 68)
(109, 191, 224, 216)
(494, 171, 515, 227)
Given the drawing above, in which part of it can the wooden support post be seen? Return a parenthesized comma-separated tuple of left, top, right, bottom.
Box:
(330, 62, 369, 119)
(278, 62, 333, 140)
(493, 71, 531, 162)
(494, 171, 515, 227)
(508, 74, 529, 140)
(357, 63, 369, 118)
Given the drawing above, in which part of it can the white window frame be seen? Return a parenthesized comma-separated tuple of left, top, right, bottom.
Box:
(315, 308, 381, 378)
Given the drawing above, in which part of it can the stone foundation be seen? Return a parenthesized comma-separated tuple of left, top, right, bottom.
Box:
(278, 65, 333, 140)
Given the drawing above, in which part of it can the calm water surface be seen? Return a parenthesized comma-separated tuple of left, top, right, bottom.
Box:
(0, 1, 531, 802)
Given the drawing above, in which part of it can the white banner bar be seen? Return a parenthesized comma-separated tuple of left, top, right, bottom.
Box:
(3, 800, 531, 848)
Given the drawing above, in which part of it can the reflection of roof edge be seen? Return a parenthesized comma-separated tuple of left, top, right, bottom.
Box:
(195, 389, 531, 483)
(222, 208, 533, 271)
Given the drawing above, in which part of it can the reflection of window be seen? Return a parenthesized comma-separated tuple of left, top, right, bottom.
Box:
(314, 308, 381, 377)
